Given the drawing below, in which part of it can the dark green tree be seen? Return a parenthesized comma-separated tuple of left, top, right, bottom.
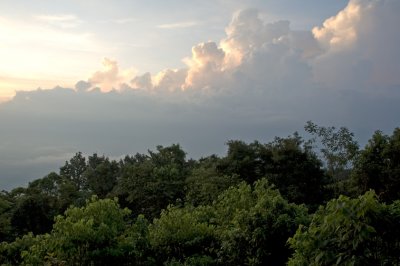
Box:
(85, 154, 119, 198)
(216, 136, 326, 208)
(305, 121, 359, 196)
(8, 172, 88, 238)
(10, 193, 56, 236)
(185, 155, 239, 206)
(264, 134, 327, 207)
(305, 121, 359, 175)
(26, 172, 79, 211)
(352, 128, 400, 201)
(60, 152, 88, 191)
(217, 140, 268, 184)
(113, 144, 190, 219)
(0, 191, 14, 242)
(9, 173, 68, 237)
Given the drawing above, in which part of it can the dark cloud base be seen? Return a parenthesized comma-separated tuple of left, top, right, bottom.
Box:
(1, 84, 399, 190)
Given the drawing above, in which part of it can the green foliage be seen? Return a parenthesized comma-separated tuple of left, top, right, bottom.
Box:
(0, 232, 39, 265)
(353, 128, 400, 202)
(264, 133, 327, 207)
(22, 197, 134, 265)
(121, 215, 154, 265)
(113, 144, 190, 219)
(305, 121, 359, 175)
(85, 154, 119, 198)
(10, 190, 58, 236)
(185, 156, 239, 206)
(2, 125, 400, 265)
(0, 192, 14, 242)
(149, 205, 216, 265)
(27, 172, 64, 197)
(217, 140, 268, 184)
(305, 121, 359, 197)
(288, 191, 400, 266)
(213, 179, 310, 265)
(60, 152, 88, 191)
(216, 136, 327, 208)
(51, 197, 130, 264)
(144, 178, 309, 265)
(165, 255, 215, 266)
(8, 172, 87, 238)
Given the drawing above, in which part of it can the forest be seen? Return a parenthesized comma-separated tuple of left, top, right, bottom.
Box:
(1, 121, 400, 265)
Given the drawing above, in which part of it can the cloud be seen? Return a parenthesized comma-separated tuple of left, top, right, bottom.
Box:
(0, 75, 74, 102)
(183, 41, 227, 90)
(154, 69, 187, 91)
(221, 9, 291, 65)
(311, 0, 400, 89)
(312, 2, 361, 50)
(127, 7, 318, 92)
(75, 80, 92, 92)
(35, 14, 83, 28)
(127, 8, 315, 92)
(131, 72, 153, 90)
(88, 58, 137, 91)
(157, 21, 200, 29)
(111, 18, 137, 24)
(1, 0, 400, 190)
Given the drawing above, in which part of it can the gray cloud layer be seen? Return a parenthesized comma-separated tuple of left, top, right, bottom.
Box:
(1, 0, 400, 190)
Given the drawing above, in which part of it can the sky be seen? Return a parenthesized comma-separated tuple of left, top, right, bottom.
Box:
(1, 0, 400, 190)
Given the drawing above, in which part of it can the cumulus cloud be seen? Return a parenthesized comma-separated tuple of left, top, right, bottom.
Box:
(312, 2, 361, 50)
(183, 41, 227, 90)
(1, 0, 400, 190)
(128, 8, 317, 92)
(131, 72, 153, 90)
(221, 9, 291, 67)
(75, 80, 92, 92)
(88, 58, 136, 91)
(312, 0, 400, 89)
(153, 69, 187, 91)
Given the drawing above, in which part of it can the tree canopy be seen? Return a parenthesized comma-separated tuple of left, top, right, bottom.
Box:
(1, 122, 400, 265)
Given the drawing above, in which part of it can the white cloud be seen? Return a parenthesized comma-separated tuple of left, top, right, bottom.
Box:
(312, 2, 361, 50)
(312, 0, 400, 89)
(183, 41, 227, 90)
(157, 21, 200, 29)
(112, 18, 137, 24)
(126, 0, 399, 94)
(88, 58, 137, 91)
(153, 69, 187, 91)
(35, 14, 83, 28)
(222, 9, 290, 63)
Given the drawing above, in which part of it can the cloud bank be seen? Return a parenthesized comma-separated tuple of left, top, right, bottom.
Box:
(1, 0, 400, 190)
